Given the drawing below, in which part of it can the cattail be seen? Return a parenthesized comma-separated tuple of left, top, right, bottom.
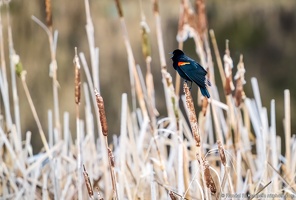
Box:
(184, 83, 200, 146)
(203, 159, 217, 194)
(44, 0, 52, 28)
(73, 47, 81, 105)
(83, 165, 94, 198)
(95, 90, 108, 136)
(217, 140, 226, 166)
(234, 54, 246, 107)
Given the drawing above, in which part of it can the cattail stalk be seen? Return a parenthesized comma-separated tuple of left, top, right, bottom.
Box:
(140, 18, 159, 124)
(284, 89, 291, 175)
(84, 0, 100, 91)
(83, 165, 94, 198)
(114, 0, 136, 112)
(114, 0, 148, 119)
(183, 83, 200, 146)
(0, 12, 13, 135)
(209, 29, 225, 85)
(31, 15, 61, 139)
(152, 0, 166, 70)
(6, 7, 22, 139)
(20, 71, 51, 158)
(74, 47, 83, 200)
(95, 90, 119, 199)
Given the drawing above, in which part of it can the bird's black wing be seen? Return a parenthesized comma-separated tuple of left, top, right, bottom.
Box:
(177, 57, 207, 87)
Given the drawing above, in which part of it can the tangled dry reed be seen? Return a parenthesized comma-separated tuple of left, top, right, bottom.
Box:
(0, 0, 295, 199)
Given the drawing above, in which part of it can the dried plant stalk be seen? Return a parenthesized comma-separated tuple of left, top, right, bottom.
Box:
(95, 187, 104, 200)
(95, 89, 108, 136)
(108, 147, 118, 199)
(2, 0, 296, 199)
(114, 0, 123, 18)
(284, 89, 291, 174)
(209, 29, 225, 85)
(223, 40, 234, 95)
(169, 191, 177, 200)
(195, 0, 207, 37)
(83, 165, 94, 198)
(108, 147, 115, 167)
(20, 71, 50, 156)
(201, 98, 208, 116)
(152, 0, 166, 69)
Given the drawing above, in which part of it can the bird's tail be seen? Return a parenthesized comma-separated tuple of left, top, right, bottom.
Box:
(200, 87, 210, 98)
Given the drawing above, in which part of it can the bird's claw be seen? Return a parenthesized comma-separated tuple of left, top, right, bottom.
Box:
(185, 81, 193, 90)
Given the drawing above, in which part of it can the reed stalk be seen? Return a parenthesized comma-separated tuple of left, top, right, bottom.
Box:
(1, 1, 295, 199)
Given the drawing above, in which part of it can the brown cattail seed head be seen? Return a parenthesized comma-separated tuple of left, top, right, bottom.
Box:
(203, 159, 217, 194)
(95, 90, 108, 136)
(184, 83, 200, 146)
(217, 140, 226, 166)
(73, 47, 81, 105)
(234, 54, 246, 107)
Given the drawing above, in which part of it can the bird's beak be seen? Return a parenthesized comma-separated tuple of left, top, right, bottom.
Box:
(169, 52, 173, 58)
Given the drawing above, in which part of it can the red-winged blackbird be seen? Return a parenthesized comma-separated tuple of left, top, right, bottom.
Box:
(171, 49, 211, 98)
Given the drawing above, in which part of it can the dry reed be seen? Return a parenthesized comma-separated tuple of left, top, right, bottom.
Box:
(0, 0, 295, 199)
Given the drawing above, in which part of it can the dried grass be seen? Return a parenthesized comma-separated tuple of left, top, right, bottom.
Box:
(0, 0, 295, 199)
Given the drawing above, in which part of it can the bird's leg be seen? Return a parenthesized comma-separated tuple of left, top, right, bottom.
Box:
(184, 80, 192, 90)
(188, 81, 193, 90)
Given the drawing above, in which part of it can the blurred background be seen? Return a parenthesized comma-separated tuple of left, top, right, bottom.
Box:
(2, 0, 295, 151)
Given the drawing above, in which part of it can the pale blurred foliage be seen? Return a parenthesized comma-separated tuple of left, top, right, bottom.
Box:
(3, 0, 295, 150)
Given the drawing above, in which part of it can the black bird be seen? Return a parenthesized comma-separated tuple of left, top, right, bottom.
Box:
(170, 49, 211, 98)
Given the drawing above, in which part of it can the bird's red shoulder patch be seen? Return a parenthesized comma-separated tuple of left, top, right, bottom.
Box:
(178, 61, 190, 67)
